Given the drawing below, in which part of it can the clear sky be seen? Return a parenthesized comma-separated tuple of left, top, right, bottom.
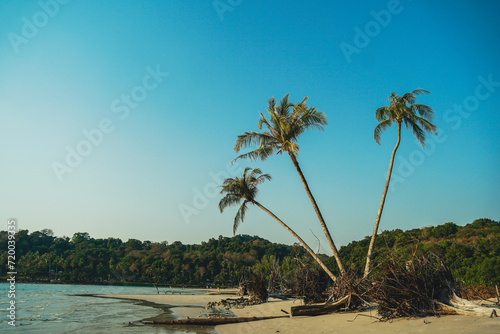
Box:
(1, 0, 499, 254)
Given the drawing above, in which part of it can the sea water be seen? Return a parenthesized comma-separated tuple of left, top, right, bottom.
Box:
(0, 283, 216, 333)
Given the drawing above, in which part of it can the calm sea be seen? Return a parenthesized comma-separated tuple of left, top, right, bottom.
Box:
(0, 283, 217, 333)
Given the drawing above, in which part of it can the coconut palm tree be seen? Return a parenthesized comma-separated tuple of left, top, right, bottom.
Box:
(364, 89, 437, 278)
(234, 94, 345, 274)
(219, 167, 337, 282)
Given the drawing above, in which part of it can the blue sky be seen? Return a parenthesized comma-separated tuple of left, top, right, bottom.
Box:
(1, 0, 499, 254)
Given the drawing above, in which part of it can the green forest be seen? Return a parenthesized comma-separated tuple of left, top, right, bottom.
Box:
(1, 218, 499, 287)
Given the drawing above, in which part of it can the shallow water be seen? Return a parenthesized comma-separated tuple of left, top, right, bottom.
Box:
(0, 283, 217, 333)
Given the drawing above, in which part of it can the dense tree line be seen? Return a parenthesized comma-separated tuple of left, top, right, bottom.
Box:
(0, 218, 498, 287)
(0, 231, 309, 287)
(340, 218, 500, 287)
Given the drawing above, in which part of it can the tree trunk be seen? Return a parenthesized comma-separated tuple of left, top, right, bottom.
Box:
(288, 154, 345, 275)
(290, 295, 350, 316)
(254, 201, 338, 282)
(435, 294, 500, 317)
(364, 122, 401, 278)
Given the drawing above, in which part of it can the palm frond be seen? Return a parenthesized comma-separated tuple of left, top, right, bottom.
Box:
(418, 117, 437, 135)
(234, 131, 277, 153)
(374, 118, 393, 144)
(412, 104, 434, 121)
(233, 201, 249, 235)
(299, 108, 327, 130)
(411, 88, 430, 96)
(267, 97, 277, 114)
(218, 193, 242, 213)
(404, 117, 426, 146)
(277, 94, 292, 117)
(375, 106, 391, 122)
(233, 145, 277, 162)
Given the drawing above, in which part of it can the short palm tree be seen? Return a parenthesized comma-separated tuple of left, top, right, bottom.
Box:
(219, 167, 337, 282)
(234, 94, 345, 274)
(364, 89, 437, 277)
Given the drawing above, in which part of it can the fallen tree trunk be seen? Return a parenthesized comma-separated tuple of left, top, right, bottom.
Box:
(291, 295, 350, 317)
(268, 293, 293, 300)
(435, 294, 500, 317)
(143, 315, 288, 326)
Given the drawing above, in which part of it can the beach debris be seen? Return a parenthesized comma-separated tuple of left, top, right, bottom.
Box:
(206, 297, 255, 310)
(293, 259, 329, 304)
(247, 274, 268, 303)
(290, 269, 372, 316)
(238, 277, 247, 296)
(268, 255, 286, 294)
(327, 269, 372, 311)
(346, 314, 381, 322)
(142, 315, 289, 326)
(496, 285, 500, 306)
(370, 253, 460, 320)
(436, 293, 500, 317)
(460, 285, 500, 302)
(291, 295, 350, 316)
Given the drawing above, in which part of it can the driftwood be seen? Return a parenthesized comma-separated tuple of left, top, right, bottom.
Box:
(291, 295, 350, 316)
(497, 285, 500, 305)
(143, 315, 288, 326)
(327, 270, 372, 310)
(268, 293, 293, 300)
(435, 293, 500, 317)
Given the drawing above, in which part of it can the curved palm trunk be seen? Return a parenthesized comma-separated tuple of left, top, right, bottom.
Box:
(364, 122, 402, 278)
(288, 154, 345, 275)
(253, 201, 337, 282)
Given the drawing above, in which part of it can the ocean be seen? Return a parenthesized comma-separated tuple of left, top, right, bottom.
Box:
(0, 283, 217, 333)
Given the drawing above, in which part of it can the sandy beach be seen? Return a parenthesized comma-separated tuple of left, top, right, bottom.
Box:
(98, 292, 500, 333)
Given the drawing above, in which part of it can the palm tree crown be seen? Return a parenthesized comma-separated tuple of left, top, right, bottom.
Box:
(374, 89, 437, 147)
(234, 94, 327, 161)
(219, 167, 271, 235)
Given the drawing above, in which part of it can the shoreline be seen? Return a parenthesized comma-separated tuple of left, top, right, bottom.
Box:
(98, 293, 500, 333)
(97, 292, 237, 332)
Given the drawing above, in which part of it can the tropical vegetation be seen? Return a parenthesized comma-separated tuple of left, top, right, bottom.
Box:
(1, 219, 498, 287)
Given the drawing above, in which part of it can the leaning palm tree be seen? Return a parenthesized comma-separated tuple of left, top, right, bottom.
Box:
(364, 89, 437, 277)
(234, 94, 345, 274)
(219, 167, 337, 282)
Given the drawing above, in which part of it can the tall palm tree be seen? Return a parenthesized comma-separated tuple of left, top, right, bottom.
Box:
(364, 89, 437, 277)
(219, 167, 338, 282)
(234, 94, 345, 274)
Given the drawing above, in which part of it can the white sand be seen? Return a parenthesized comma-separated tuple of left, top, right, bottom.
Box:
(99, 293, 500, 333)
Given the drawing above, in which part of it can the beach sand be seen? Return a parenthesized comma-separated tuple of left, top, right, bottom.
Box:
(100, 293, 500, 333)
